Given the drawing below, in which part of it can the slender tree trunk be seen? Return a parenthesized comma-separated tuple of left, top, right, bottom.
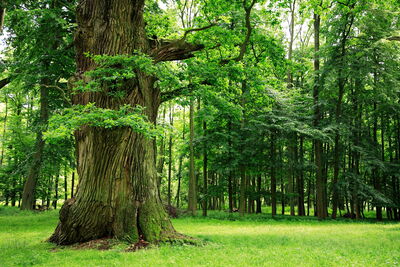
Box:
(233, 174, 237, 209)
(21, 83, 49, 210)
(157, 107, 166, 187)
(247, 175, 253, 213)
(297, 136, 305, 216)
(64, 166, 68, 201)
(220, 174, 225, 211)
(388, 135, 399, 220)
(50, 0, 176, 244)
(374, 103, 383, 220)
(167, 105, 173, 206)
(332, 69, 345, 219)
(176, 155, 182, 208)
(188, 98, 197, 215)
(239, 78, 249, 216)
(20, 0, 65, 209)
(307, 177, 311, 216)
(352, 79, 362, 220)
(324, 143, 329, 216)
(281, 181, 285, 215)
(287, 0, 296, 217)
(53, 170, 60, 209)
(175, 107, 185, 208)
(0, 1, 5, 33)
(313, 10, 327, 219)
(0, 97, 8, 166)
(288, 135, 296, 216)
(11, 175, 16, 206)
(71, 172, 75, 198)
(202, 120, 208, 217)
(271, 132, 277, 216)
(279, 145, 285, 215)
(239, 165, 247, 216)
(332, 11, 354, 219)
(47, 176, 52, 208)
(228, 120, 234, 212)
(287, 0, 296, 88)
(376, 114, 386, 219)
(256, 175, 262, 213)
(396, 117, 400, 220)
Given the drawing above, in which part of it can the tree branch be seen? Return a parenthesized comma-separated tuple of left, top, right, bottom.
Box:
(219, 0, 257, 65)
(150, 22, 217, 63)
(160, 86, 190, 103)
(39, 83, 71, 104)
(0, 77, 10, 89)
(0, 7, 5, 33)
(150, 39, 204, 62)
(387, 36, 400, 42)
(182, 23, 216, 39)
(235, 0, 256, 62)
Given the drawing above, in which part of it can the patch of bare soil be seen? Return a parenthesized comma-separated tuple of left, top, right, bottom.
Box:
(72, 237, 112, 250)
(125, 238, 150, 252)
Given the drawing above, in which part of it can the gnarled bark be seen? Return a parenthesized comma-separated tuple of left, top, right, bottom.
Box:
(50, 0, 200, 245)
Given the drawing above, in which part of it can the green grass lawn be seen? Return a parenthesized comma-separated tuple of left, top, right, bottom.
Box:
(0, 206, 399, 267)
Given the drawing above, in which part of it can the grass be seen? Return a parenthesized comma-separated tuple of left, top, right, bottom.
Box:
(0, 206, 399, 267)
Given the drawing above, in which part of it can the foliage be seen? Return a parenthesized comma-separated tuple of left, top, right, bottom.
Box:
(44, 103, 161, 141)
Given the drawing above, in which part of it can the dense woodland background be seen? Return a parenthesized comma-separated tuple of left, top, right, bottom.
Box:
(0, 0, 399, 221)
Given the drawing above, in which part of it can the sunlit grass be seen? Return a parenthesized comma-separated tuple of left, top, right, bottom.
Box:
(0, 206, 399, 266)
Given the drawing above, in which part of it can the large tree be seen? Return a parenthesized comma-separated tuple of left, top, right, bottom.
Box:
(49, 0, 203, 245)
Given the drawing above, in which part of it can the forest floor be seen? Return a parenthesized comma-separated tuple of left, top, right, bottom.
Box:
(0, 206, 399, 267)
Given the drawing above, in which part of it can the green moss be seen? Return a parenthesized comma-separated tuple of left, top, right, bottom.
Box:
(138, 201, 165, 242)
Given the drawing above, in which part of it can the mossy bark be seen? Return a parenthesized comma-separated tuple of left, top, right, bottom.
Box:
(50, 0, 176, 245)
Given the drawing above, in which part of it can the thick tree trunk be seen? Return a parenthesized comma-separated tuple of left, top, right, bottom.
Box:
(50, 0, 175, 245)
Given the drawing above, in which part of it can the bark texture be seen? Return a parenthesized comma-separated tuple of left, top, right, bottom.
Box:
(50, 0, 180, 245)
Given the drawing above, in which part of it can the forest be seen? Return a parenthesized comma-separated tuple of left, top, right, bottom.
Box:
(0, 0, 399, 266)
